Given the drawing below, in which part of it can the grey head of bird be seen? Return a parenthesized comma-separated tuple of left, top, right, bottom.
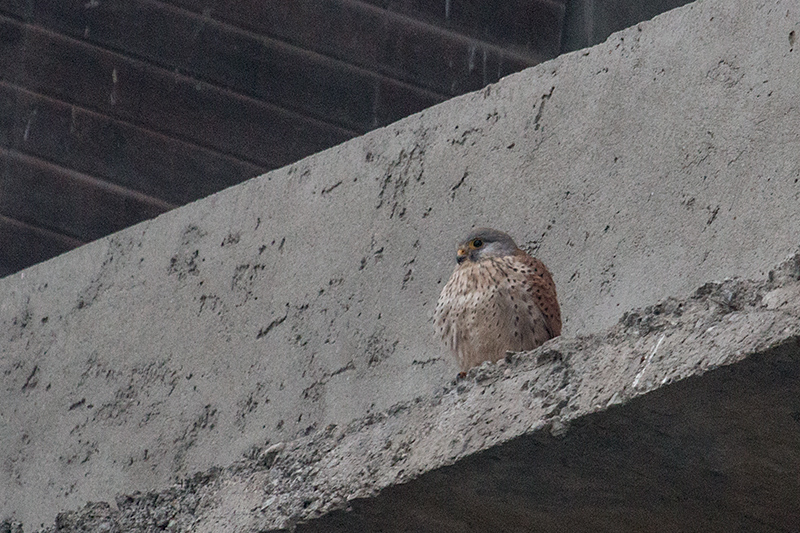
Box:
(456, 227, 520, 264)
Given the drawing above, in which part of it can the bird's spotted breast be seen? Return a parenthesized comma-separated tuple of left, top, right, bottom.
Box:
(435, 253, 561, 372)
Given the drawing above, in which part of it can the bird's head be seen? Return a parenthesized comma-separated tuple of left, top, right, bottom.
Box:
(456, 227, 520, 264)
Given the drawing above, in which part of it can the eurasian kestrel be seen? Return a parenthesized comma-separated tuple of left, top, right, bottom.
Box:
(434, 228, 561, 372)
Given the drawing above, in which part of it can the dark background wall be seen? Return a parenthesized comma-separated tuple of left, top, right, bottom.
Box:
(561, 0, 693, 51)
(0, 0, 689, 278)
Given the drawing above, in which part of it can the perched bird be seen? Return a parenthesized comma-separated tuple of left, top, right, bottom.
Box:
(434, 228, 561, 372)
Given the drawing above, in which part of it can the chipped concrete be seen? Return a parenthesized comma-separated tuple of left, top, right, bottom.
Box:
(2, 0, 800, 529)
(38, 253, 800, 532)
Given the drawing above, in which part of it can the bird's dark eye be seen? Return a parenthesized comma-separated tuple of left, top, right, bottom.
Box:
(472, 239, 483, 248)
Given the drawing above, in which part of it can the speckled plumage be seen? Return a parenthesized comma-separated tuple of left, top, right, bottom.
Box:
(434, 228, 561, 372)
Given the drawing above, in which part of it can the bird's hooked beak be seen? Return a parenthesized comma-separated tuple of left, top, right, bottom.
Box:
(456, 248, 468, 264)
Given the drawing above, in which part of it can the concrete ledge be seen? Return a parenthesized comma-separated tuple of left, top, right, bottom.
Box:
(2, 0, 800, 530)
(41, 253, 800, 532)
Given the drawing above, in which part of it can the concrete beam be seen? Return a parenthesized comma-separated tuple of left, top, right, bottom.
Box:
(39, 253, 800, 531)
(2, 0, 799, 529)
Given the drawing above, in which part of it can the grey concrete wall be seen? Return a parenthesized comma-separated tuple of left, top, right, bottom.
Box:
(2, 0, 799, 529)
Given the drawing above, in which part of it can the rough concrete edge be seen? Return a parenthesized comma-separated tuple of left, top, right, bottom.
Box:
(26, 250, 800, 533)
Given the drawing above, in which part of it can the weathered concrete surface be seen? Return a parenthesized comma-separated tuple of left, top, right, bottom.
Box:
(2, 0, 800, 529)
(39, 253, 800, 532)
